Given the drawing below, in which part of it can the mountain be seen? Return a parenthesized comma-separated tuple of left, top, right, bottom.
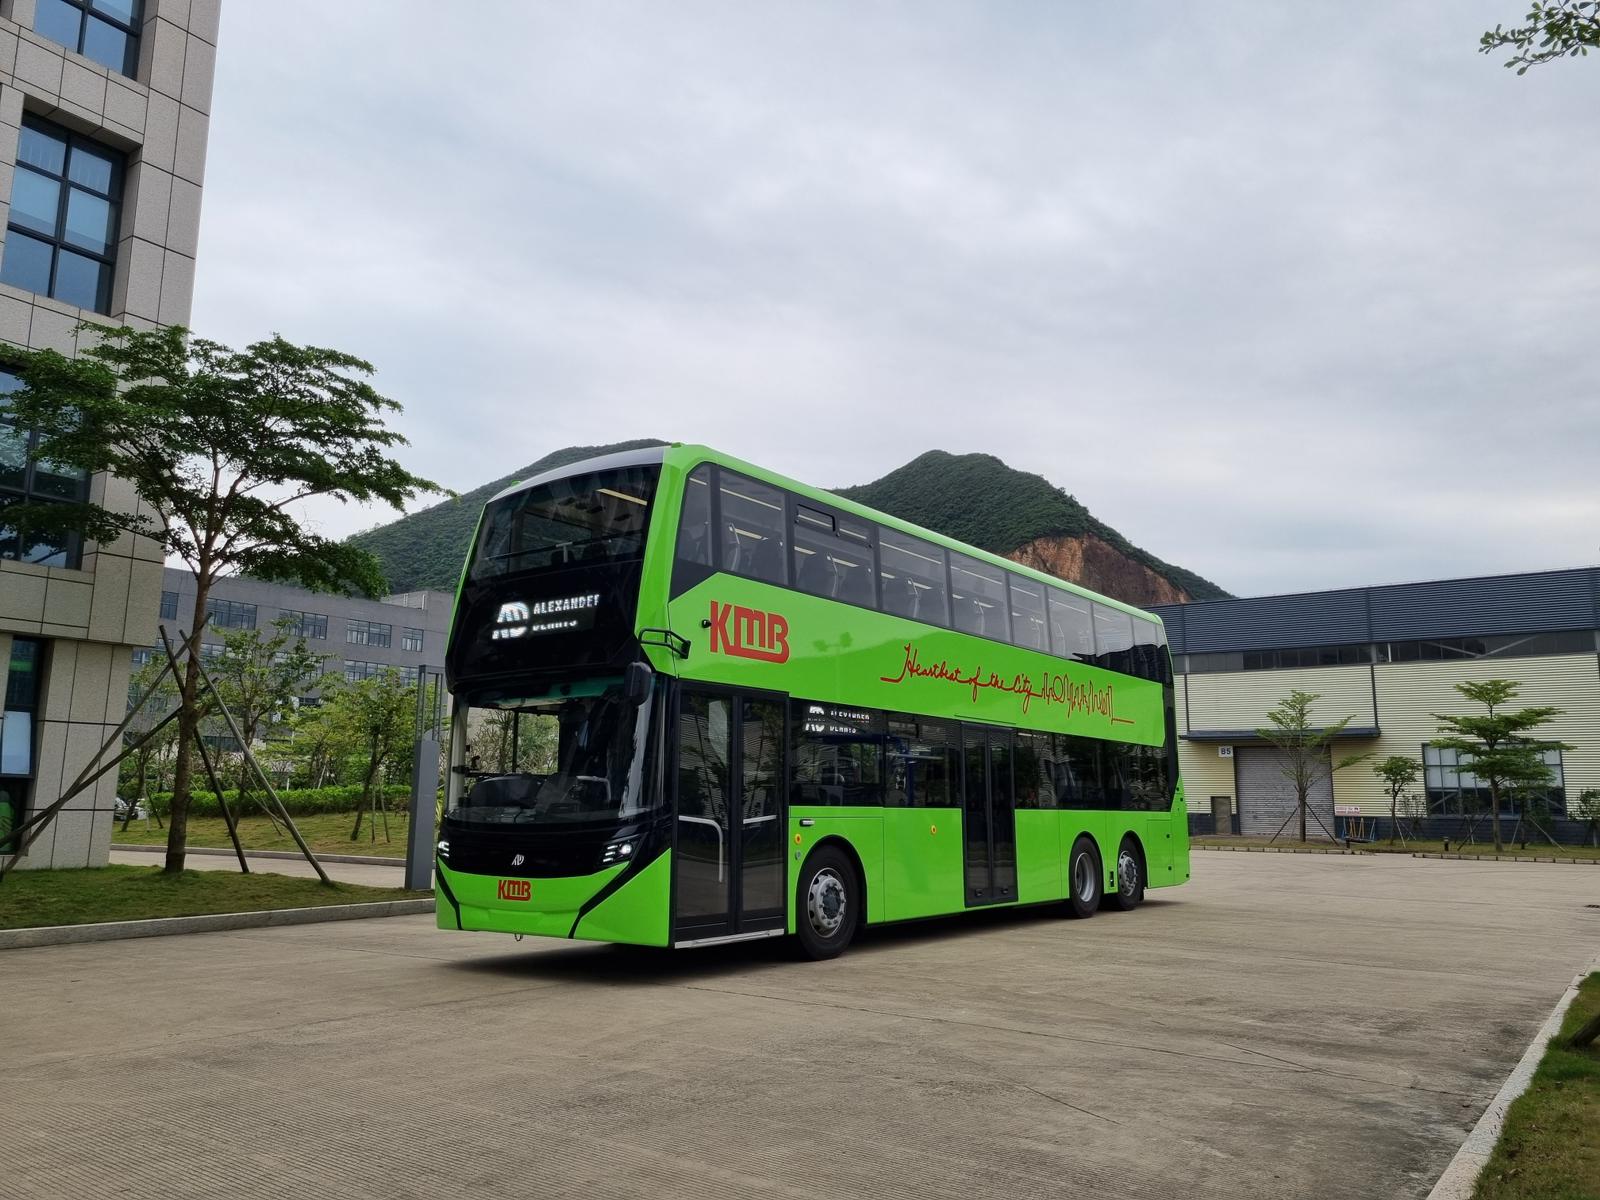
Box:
(837, 451, 1229, 604)
(347, 438, 668, 594)
(352, 441, 1229, 605)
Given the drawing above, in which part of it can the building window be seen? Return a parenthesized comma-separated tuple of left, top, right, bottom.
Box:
(344, 659, 399, 683)
(205, 598, 256, 630)
(1, 638, 44, 852)
(159, 590, 179, 620)
(1, 117, 125, 313)
(1422, 743, 1566, 817)
(401, 627, 423, 653)
(278, 609, 328, 640)
(0, 369, 89, 567)
(35, 0, 142, 76)
(346, 619, 392, 648)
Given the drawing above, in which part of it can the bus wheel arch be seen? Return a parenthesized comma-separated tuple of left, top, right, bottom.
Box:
(793, 839, 863, 960)
(1103, 832, 1146, 912)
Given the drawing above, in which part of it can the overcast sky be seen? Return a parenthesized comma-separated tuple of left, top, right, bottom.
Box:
(191, 2, 1599, 599)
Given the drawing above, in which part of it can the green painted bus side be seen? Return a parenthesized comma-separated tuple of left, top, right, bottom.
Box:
(438, 443, 1189, 947)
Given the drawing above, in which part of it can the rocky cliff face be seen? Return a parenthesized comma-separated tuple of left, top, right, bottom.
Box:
(1007, 534, 1191, 607)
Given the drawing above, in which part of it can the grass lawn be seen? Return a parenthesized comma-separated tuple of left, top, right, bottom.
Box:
(0, 864, 425, 930)
(1474, 973, 1600, 1199)
(112, 810, 413, 859)
(1193, 836, 1600, 861)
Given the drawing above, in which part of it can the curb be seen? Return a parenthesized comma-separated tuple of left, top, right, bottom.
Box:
(1427, 955, 1600, 1199)
(1412, 852, 1600, 866)
(112, 843, 405, 868)
(0, 898, 436, 950)
(1193, 844, 1371, 856)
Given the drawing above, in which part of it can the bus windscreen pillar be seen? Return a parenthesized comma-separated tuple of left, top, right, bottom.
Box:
(406, 737, 440, 891)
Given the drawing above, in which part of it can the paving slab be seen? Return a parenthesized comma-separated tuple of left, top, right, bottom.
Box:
(5, 853, 1596, 1199)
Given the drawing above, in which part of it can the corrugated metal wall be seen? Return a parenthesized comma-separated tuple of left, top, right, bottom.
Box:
(1155, 567, 1600, 655)
(1184, 665, 1375, 731)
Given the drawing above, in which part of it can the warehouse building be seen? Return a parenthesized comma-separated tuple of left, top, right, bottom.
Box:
(1151, 567, 1600, 843)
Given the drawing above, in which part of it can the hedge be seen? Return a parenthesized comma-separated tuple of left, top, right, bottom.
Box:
(137, 784, 412, 819)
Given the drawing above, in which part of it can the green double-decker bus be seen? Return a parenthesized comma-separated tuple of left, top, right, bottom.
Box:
(435, 444, 1189, 958)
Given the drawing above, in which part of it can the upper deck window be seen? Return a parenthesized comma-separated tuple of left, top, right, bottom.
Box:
(471, 465, 660, 582)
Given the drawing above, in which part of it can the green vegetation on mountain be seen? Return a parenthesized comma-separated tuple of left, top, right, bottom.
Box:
(351, 441, 1227, 601)
(347, 438, 667, 594)
(837, 451, 1230, 601)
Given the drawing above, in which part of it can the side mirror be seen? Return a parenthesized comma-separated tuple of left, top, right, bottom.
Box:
(623, 660, 654, 706)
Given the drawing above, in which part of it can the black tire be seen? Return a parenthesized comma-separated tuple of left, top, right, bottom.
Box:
(1063, 836, 1102, 919)
(1102, 837, 1145, 912)
(793, 845, 858, 961)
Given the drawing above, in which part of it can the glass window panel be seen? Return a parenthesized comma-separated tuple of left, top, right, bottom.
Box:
(36, 0, 84, 50)
(885, 715, 958, 808)
(66, 142, 118, 195)
(0, 424, 29, 489)
(0, 232, 57, 297)
(1007, 575, 1047, 651)
(0, 711, 33, 775)
(792, 509, 875, 608)
(878, 528, 948, 626)
(80, 19, 134, 75)
(948, 551, 1008, 640)
(717, 471, 787, 585)
(63, 189, 115, 255)
(17, 125, 67, 176)
(51, 249, 109, 311)
(10, 170, 63, 238)
(0, 518, 72, 566)
(791, 701, 883, 807)
(674, 464, 713, 566)
(1092, 605, 1135, 672)
(91, 0, 139, 24)
(5, 639, 41, 709)
(29, 456, 87, 500)
(1048, 591, 1095, 661)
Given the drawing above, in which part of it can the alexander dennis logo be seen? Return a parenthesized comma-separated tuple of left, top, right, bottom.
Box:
(708, 600, 790, 663)
(491, 594, 600, 639)
(497, 879, 531, 901)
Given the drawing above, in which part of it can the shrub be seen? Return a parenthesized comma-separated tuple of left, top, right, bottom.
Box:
(139, 784, 411, 819)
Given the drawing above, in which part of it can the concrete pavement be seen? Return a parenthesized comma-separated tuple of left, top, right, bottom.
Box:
(108, 846, 414, 889)
(6, 853, 1597, 1199)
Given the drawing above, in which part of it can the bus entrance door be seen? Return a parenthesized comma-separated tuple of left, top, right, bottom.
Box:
(672, 688, 787, 944)
(962, 726, 1017, 907)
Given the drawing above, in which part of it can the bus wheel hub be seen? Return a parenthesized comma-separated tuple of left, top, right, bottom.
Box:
(808, 869, 847, 936)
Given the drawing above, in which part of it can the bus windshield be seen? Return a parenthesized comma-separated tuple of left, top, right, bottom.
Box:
(450, 683, 655, 827)
(470, 465, 660, 582)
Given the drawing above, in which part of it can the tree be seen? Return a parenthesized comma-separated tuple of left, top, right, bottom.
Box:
(6, 325, 444, 873)
(210, 618, 326, 808)
(120, 658, 179, 824)
(1373, 755, 1422, 845)
(1577, 789, 1600, 848)
(328, 670, 416, 842)
(1482, 2, 1599, 72)
(1431, 679, 1572, 854)
(1255, 691, 1372, 842)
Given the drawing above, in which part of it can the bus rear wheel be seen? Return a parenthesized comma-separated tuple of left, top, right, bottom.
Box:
(1064, 837, 1101, 918)
(794, 846, 858, 961)
(1103, 837, 1145, 912)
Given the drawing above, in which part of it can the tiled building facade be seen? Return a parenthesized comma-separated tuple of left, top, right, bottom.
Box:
(0, 0, 218, 867)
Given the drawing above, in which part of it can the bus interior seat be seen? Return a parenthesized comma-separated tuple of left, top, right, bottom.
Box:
(748, 536, 784, 582)
(797, 552, 834, 596)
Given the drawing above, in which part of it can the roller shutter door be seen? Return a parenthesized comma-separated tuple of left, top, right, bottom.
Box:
(1236, 746, 1335, 839)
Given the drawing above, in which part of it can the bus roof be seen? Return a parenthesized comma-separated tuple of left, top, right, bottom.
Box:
(489, 441, 1164, 627)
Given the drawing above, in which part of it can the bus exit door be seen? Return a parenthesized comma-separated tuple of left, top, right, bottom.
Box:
(962, 725, 1017, 906)
(672, 688, 787, 944)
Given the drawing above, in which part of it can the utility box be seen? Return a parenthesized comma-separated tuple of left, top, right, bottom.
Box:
(1210, 795, 1233, 837)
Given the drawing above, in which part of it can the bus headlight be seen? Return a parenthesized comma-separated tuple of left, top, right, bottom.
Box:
(436, 839, 450, 861)
(601, 839, 635, 865)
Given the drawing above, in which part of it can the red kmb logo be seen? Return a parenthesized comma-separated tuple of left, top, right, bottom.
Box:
(708, 600, 790, 663)
(497, 879, 531, 901)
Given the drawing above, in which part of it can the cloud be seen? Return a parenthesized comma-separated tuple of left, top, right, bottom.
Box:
(193, 1, 1600, 596)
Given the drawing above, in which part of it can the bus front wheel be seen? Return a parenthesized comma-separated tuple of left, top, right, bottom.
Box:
(794, 846, 858, 961)
(1103, 837, 1145, 912)
(1064, 837, 1101, 919)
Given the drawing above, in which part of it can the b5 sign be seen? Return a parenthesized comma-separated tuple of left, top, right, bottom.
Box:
(497, 879, 531, 902)
(708, 601, 789, 663)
